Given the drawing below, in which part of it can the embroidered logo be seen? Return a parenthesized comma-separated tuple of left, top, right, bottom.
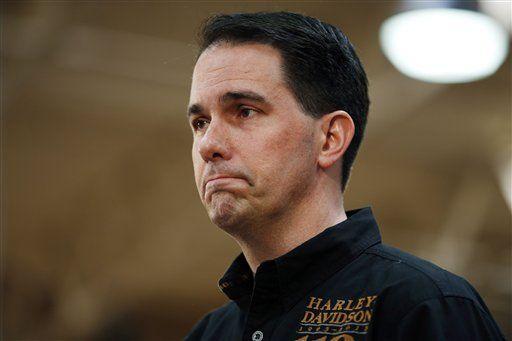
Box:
(295, 295, 378, 340)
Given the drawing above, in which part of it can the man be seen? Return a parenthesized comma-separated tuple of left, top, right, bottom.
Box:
(184, 12, 504, 341)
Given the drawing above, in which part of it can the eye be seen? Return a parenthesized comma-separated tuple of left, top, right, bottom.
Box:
(238, 107, 257, 118)
(192, 118, 209, 131)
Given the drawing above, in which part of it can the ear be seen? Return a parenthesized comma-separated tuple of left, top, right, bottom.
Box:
(318, 110, 355, 169)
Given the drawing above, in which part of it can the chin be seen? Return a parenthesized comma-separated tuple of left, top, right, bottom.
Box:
(207, 192, 247, 230)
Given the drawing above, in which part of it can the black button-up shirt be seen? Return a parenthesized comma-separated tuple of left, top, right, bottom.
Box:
(185, 207, 505, 340)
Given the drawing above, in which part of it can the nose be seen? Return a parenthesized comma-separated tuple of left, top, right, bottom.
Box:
(197, 119, 232, 162)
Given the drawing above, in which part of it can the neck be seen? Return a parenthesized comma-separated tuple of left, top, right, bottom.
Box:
(235, 175, 347, 274)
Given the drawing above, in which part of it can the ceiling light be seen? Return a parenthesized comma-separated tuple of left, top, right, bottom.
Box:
(380, 7, 509, 83)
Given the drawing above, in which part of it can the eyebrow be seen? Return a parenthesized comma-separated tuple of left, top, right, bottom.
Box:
(220, 90, 266, 104)
(187, 90, 268, 118)
(187, 103, 204, 118)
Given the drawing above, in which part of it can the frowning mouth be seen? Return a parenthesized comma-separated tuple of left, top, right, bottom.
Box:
(205, 176, 246, 190)
(204, 174, 245, 189)
(207, 175, 241, 183)
(203, 175, 248, 202)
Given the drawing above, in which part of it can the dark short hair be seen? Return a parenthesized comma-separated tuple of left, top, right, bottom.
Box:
(197, 11, 370, 192)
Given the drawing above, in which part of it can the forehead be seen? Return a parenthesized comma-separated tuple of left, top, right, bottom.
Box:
(190, 43, 287, 103)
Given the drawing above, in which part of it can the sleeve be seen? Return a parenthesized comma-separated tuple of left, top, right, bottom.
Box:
(183, 312, 213, 341)
(395, 296, 505, 341)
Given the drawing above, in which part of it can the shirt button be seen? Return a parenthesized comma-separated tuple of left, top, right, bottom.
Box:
(252, 330, 264, 341)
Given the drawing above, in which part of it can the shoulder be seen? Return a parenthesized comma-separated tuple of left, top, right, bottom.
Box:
(363, 244, 505, 339)
(365, 243, 487, 309)
(184, 301, 239, 340)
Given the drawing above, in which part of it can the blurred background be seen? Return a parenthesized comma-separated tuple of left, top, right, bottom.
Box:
(2, 1, 511, 340)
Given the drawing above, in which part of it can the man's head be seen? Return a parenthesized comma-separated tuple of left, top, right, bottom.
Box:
(188, 12, 369, 232)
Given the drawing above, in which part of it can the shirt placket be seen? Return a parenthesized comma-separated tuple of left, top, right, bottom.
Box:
(242, 261, 282, 341)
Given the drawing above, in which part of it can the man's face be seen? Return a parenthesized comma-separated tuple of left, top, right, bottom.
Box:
(188, 43, 320, 234)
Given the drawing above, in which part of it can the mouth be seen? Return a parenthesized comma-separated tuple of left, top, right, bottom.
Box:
(203, 175, 248, 202)
(204, 174, 245, 189)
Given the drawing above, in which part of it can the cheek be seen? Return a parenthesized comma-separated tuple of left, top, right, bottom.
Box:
(191, 143, 203, 188)
(249, 125, 315, 182)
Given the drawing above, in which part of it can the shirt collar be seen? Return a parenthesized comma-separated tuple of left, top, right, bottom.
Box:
(218, 207, 382, 311)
